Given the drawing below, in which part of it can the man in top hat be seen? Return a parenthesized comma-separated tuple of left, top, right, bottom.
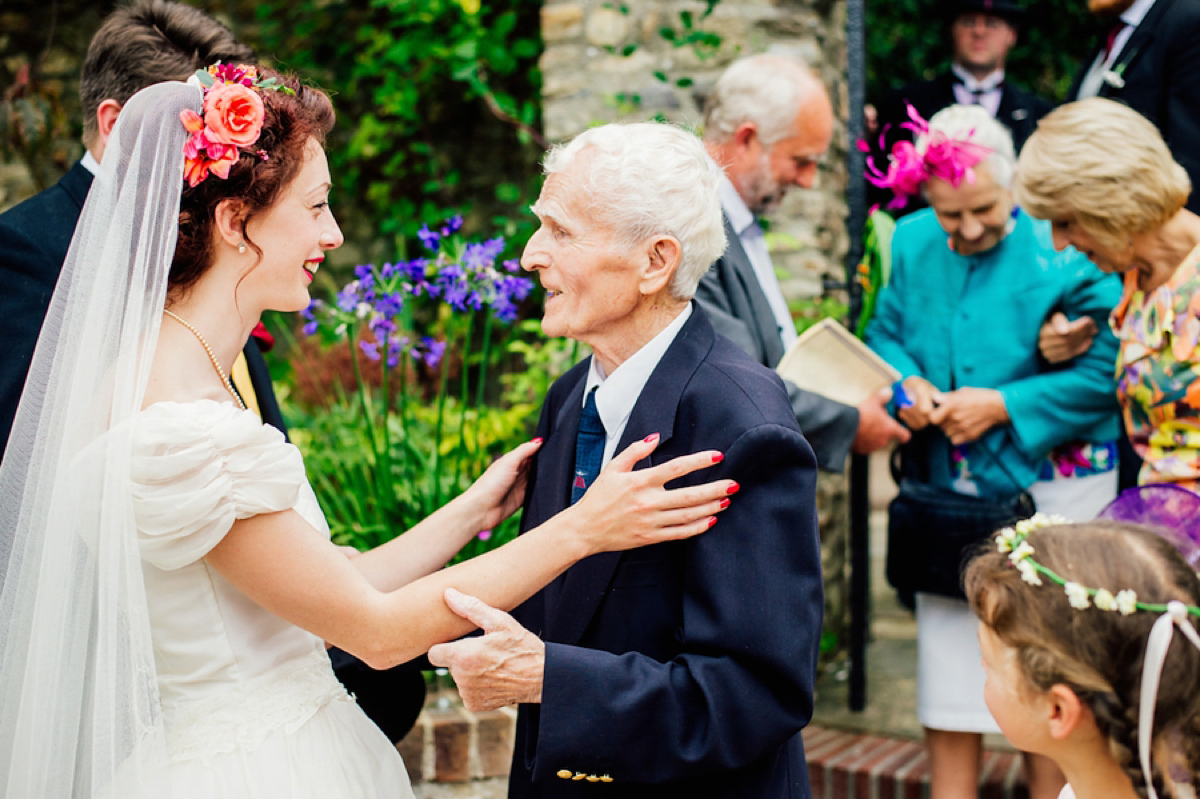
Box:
(869, 0, 1054, 214)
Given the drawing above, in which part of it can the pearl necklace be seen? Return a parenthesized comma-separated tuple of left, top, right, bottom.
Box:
(162, 309, 247, 410)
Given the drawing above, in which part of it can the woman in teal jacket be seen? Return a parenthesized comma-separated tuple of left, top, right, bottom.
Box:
(865, 105, 1122, 799)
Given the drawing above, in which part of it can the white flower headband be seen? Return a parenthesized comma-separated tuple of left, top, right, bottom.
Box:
(994, 513, 1200, 799)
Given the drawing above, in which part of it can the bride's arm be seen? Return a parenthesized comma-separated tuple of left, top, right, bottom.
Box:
(204, 436, 733, 668)
(342, 439, 542, 593)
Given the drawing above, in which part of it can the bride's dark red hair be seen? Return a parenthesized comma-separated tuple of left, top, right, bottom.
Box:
(170, 68, 335, 294)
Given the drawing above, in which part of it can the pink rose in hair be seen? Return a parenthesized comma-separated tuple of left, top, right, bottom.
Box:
(182, 127, 238, 188)
(204, 82, 265, 148)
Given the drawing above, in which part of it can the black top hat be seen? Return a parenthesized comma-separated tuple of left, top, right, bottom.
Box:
(942, 0, 1026, 23)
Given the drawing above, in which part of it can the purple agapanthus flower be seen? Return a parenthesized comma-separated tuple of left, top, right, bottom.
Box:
(440, 214, 464, 237)
(336, 282, 361, 312)
(417, 224, 440, 252)
(358, 338, 380, 362)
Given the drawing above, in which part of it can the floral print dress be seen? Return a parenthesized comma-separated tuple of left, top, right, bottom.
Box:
(1111, 242, 1200, 490)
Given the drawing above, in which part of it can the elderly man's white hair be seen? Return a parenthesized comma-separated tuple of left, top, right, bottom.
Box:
(543, 122, 727, 301)
(918, 104, 1017, 189)
(702, 53, 820, 147)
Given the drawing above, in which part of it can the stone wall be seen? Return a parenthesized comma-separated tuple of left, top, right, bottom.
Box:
(539, 0, 851, 296)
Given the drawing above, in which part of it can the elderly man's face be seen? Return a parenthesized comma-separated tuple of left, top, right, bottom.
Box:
(1087, 0, 1136, 15)
(733, 93, 833, 216)
(951, 13, 1016, 74)
(521, 160, 649, 354)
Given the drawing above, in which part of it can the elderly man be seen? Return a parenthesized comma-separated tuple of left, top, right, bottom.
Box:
(429, 122, 823, 798)
(696, 54, 910, 472)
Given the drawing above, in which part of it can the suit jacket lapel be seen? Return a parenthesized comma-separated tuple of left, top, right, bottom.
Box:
(1101, 1, 1167, 96)
(721, 214, 785, 366)
(545, 309, 714, 646)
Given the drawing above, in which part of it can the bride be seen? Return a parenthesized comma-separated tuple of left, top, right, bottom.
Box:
(0, 68, 734, 798)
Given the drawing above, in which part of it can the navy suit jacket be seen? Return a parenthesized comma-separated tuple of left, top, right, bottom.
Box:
(1068, 0, 1200, 214)
(0, 160, 286, 461)
(508, 307, 823, 798)
(695, 214, 859, 472)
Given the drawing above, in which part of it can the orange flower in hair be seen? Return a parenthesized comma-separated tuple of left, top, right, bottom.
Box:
(179, 63, 290, 188)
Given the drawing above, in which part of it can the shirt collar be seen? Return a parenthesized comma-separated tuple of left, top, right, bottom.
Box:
(80, 151, 101, 176)
(584, 303, 693, 436)
(950, 63, 1005, 92)
(717, 171, 756, 236)
(1121, 0, 1156, 27)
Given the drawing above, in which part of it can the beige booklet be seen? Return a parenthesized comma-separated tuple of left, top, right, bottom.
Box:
(776, 318, 900, 406)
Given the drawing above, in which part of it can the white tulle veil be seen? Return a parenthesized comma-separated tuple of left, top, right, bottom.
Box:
(0, 80, 200, 797)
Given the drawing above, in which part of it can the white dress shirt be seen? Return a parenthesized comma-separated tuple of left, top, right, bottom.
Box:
(583, 303, 692, 465)
(950, 63, 1004, 118)
(1076, 0, 1157, 99)
(80, 150, 101, 176)
(717, 173, 797, 350)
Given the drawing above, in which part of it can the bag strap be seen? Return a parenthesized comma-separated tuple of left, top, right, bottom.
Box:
(968, 432, 1032, 499)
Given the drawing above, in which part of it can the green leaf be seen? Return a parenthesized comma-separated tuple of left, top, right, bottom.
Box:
(652, 70, 668, 83)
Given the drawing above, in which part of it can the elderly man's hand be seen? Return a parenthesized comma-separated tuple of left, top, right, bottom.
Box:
(851, 388, 911, 454)
(1039, 312, 1097, 364)
(929, 387, 1010, 445)
(427, 588, 545, 711)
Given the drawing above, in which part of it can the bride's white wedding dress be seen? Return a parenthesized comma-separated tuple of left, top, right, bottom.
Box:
(130, 399, 414, 798)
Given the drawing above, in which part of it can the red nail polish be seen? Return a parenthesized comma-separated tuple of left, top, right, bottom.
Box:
(707, 516, 718, 528)
(718, 498, 731, 509)
(531, 437, 543, 445)
(643, 433, 660, 443)
(711, 452, 724, 463)
(726, 482, 740, 495)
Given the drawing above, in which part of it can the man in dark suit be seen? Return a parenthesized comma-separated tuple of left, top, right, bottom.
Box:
(1069, 0, 1200, 214)
(0, 0, 425, 746)
(429, 122, 823, 798)
(697, 54, 910, 472)
(0, 0, 281, 460)
(869, 0, 1053, 214)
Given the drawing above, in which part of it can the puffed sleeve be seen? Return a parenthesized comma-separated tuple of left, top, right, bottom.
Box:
(131, 401, 305, 571)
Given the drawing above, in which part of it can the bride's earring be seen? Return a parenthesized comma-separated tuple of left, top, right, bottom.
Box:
(237, 241, 247, 254)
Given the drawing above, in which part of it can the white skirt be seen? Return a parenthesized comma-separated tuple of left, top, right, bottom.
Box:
(916, 468, 1117, 732)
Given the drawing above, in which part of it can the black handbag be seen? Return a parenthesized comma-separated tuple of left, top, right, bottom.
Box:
(885, 431, 1035, 608)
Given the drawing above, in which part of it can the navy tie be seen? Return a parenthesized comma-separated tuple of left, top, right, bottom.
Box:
(571, 388, 605, 505)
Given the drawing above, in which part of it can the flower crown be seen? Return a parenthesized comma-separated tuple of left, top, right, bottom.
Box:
(995, 513, 1200, 618)
(995, 513, 1200, 799)
(862, 103, 993, 210)
(179, 64, 293, 188)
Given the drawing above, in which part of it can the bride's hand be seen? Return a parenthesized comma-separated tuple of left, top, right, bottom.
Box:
(462, 438, 544, 532)
(568, 433, 735, 555)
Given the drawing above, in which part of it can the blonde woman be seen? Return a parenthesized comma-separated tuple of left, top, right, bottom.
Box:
(1017, 98, 1200, 491)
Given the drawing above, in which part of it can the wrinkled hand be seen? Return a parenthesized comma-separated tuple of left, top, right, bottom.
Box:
(462, 439, 543, 533)
(568, 434, 734, 556)
(1039, 312, 1097, 364)
(852, 388, 912, 454)
(427, 588, 545, 710)
(897, 376, 941, 432)
(929, 387, 1009, 445)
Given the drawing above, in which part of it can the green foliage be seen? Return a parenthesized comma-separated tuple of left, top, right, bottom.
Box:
(867, 0, 1100, 102)
(292, 220, 546, 557)
(251, 0, 545, 263)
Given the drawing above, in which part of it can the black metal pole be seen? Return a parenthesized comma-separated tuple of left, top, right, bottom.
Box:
(844, 0, 870, 713)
